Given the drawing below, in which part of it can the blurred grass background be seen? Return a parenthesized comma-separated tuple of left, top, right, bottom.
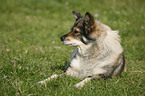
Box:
(0, 0, 144, 95)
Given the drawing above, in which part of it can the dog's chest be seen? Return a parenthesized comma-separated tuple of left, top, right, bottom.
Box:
(67, 54, 102, 78)
(70, 54, 96, 71)
(70, 55, 82, 69)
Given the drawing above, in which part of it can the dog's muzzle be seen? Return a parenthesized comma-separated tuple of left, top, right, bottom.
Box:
(60, 35, 66, 42)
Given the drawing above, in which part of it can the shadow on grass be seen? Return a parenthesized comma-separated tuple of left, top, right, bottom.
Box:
(50, 61, 68, 71)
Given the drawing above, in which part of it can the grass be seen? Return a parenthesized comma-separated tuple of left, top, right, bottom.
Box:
(0, 0, 144, 95)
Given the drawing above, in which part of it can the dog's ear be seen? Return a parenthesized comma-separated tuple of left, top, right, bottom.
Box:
(84, 12, 95, 35)
(72, 11, 82, 21)
(84, 12, 94, 25)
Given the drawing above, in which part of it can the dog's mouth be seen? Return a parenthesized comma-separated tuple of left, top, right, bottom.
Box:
(62, 41, 74, 46)
(65, 44, 73, 46)
(61, 40, 77, 46)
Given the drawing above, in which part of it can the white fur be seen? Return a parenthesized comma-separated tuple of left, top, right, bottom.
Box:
(63, 38, 84, 46)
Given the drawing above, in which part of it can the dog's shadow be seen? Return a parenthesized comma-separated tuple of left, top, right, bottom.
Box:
(50, 61, 68, 71)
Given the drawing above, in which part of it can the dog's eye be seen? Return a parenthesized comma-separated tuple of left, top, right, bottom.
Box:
(74, 30, 79, 34)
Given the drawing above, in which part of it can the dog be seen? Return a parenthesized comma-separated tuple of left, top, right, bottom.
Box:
(38, 11, 126, 88)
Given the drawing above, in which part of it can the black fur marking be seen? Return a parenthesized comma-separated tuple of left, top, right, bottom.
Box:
(70, 48, 78, 59)
(120, 54, 126, 72)
(63, 48, 78, 72)
(72, 11, 82, 21)
(80, 37, 88, 45)
(63, 61, 71, 73)
(71, 18, 84, 31)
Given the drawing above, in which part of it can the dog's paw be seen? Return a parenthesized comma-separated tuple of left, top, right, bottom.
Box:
(37, 77, 51, 84)
(37, 79, 49, 84)
(37, 74, 58, 84)
(74, 83, 84, 88)
(38, 80, 47, 84)
(74, 78, 91, 88)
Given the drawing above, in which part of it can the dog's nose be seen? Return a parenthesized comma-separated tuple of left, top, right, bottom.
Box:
(60, 36, 65, 41)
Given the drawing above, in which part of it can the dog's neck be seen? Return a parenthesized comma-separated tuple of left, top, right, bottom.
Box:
(77, 36, 110, 58)
(77, 44, 92, 56)
(77, 43, 99, 58)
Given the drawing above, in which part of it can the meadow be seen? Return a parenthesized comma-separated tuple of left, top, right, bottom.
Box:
(0, 0, 144, 95)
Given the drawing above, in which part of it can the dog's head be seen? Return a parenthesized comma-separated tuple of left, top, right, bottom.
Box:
(60, 11, 97, 46)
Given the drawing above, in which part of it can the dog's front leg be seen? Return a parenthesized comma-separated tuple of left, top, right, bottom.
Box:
(74, 78, 92, 88)
(38, 74, 61, 84)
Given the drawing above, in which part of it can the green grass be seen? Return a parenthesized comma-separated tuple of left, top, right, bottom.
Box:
(0, 0, 145, 95)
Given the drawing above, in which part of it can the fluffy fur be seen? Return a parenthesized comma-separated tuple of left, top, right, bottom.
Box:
(38, 11, 126, 88)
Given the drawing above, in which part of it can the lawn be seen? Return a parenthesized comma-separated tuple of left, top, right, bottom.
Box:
(0, 0, 144, 95)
